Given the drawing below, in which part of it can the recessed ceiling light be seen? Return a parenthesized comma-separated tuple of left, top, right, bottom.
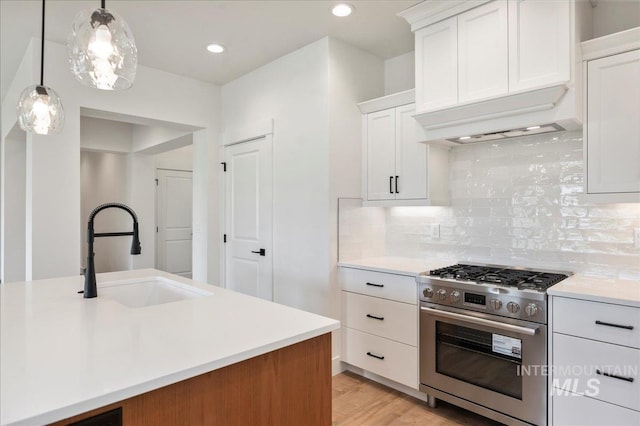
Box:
(526, 125, 541, 130)
(459, 136, 471, 140)
(331, 3, 354, 17)
(206, 43, 225, 54)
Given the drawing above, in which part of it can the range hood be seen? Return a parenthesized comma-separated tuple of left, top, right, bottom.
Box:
(415, 83, 582, 145)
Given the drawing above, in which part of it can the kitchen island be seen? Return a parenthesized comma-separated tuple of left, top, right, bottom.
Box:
(0, 269, 339, 425)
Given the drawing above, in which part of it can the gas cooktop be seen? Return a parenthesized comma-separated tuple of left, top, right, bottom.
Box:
(428, 263, 569, 292)
(417, 263, 572, 323)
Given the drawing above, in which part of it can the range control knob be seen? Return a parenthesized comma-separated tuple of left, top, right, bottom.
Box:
(423, 288, 434, 298)
(450, 290, 461, 303)
(436, 289, 447, 301)
(507, 302, 520, 314)
(525, 303, 539, 317)
(489, 299, 502, 310)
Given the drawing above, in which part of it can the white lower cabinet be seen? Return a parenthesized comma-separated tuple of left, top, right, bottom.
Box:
(340, 267, 418, 390)
(344, 292, 417, 346)
(553, 334, 640, 411)
(344, 328, 417, 389)
(551, 296, 640, 425)
(553, 392, 640, 426)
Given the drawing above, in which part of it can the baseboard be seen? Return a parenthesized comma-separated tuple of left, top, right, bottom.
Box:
(332, 356, 346, 376)
(343, 363, 430, 403)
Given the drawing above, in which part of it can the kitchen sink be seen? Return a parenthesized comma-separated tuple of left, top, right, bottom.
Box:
(98, 276, 213, 308)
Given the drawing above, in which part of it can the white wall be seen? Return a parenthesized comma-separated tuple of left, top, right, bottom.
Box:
(328, 38, 384, 362)
(154, 144, 193, 171)
(384, 51, 415, 95)
(3, 134, 26, 282)
(132, 125, 191, 153)
(80, 151, 132, 273)
(222, 38, 331, 314)
(80, 117, 133, 153)
(592, 0, 640, 38)
(222, 37, 384, 370)
(1, 39, 220, 282)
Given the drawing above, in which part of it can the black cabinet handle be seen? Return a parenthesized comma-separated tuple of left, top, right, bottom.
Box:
(596, 369, 634, 383)
(251, 249, 266, 256)
(389, 176, 393, 194)
(595, 320, 634, 330)
(366, 351, 384, 360)
(395, 176, 399, 193)
(366, 282, 384, 288)
(366, 314, 384, 321)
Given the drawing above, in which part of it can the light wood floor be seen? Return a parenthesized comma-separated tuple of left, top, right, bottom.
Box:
(332, 371, 503, 426)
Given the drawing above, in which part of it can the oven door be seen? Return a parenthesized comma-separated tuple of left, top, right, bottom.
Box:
(420, 303, 547, 426)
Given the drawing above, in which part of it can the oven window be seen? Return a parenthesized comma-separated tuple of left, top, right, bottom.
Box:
(436, 321, 522, 400)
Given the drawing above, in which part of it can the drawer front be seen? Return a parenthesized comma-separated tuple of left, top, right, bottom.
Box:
(343, 327, 418, 389)
(553, 391, 640, 426)
(340, 267, 417, 304)
(344, 291, 417, 346)
(553, 333, 640, 411)
(553, 297, 640, 348)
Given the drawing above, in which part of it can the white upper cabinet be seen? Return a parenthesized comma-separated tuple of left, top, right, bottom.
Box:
(400, 0, 584, 132)
(358, 90, 450, 206)
(508, 0, 571, 92)
(415, 17, 458, 112)
(366, 109, 397, 201)
(458, 1, 508, 102)
(395, 104, 428, 200)
(585, 46, 640, 201)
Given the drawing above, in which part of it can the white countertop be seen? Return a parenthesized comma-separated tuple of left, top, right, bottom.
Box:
(0, 269, 339, 426)
(548, 274, 640, 307)
(338, 256, 450, 276)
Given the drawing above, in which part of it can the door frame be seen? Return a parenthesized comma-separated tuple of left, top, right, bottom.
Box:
(220, 119, 274, 291)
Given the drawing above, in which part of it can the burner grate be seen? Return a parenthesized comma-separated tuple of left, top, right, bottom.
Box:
(430, 264, 569, 291)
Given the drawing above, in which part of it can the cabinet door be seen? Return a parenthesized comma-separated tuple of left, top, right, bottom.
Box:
(458, 0, 508, 102)
(366, 109, 396, 200)
(395, 104, 427, 200)
(415, 16, 458, 113)
(553, 392, 640, 426)
(508, 0, 570, 92)
(587, 50, 640, 195)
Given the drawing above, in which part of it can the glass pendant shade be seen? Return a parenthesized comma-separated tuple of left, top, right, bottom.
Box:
(17, 86, 65, 136)
(68, 7, 137, 90)
(16, 0, 64, 136)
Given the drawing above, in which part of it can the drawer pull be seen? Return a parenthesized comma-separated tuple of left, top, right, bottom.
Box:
(366, 351, 385, 360)
(596, 369, 635, 383)
(366, 314, 384, 321)
(595, 320, 634, 330)
(366, 282, 384, 288)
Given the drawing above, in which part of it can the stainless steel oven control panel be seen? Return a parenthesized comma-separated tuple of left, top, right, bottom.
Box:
(417, 277, 547, 323)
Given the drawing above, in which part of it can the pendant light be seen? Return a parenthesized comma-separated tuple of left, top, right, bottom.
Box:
(68, 0, 137, 90)
(16, 0, 64, 135)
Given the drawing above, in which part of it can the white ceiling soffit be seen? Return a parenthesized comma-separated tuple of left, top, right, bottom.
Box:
(0, 0, 420, 101)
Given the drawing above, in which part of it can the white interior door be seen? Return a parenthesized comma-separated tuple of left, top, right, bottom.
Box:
(224, 137, 273, 300)
(156, 169, 193, 278)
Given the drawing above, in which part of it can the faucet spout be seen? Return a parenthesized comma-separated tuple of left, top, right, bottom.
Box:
(84, 202, 141, 299)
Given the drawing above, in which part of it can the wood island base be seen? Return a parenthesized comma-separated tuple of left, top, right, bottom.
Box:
(50, 334, 331, 425)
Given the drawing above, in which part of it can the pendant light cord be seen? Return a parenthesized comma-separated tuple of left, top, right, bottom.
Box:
(101, 0, 105, 9)
(40, 0, 45, 86)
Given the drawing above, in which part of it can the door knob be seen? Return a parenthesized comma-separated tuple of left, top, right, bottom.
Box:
(251, 248, 266, 256)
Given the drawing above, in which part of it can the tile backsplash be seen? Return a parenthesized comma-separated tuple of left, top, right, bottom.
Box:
(340, 130, 640, 279)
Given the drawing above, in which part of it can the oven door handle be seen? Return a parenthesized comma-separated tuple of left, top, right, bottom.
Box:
(421, 307, 539, 336)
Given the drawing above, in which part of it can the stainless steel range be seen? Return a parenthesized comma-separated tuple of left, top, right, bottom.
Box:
(417, 263, 571, 426)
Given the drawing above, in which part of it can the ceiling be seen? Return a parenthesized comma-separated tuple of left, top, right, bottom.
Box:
(0, 0, 420, 102)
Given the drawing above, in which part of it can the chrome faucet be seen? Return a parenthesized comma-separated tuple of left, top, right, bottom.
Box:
(84, 202, 141, 298)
